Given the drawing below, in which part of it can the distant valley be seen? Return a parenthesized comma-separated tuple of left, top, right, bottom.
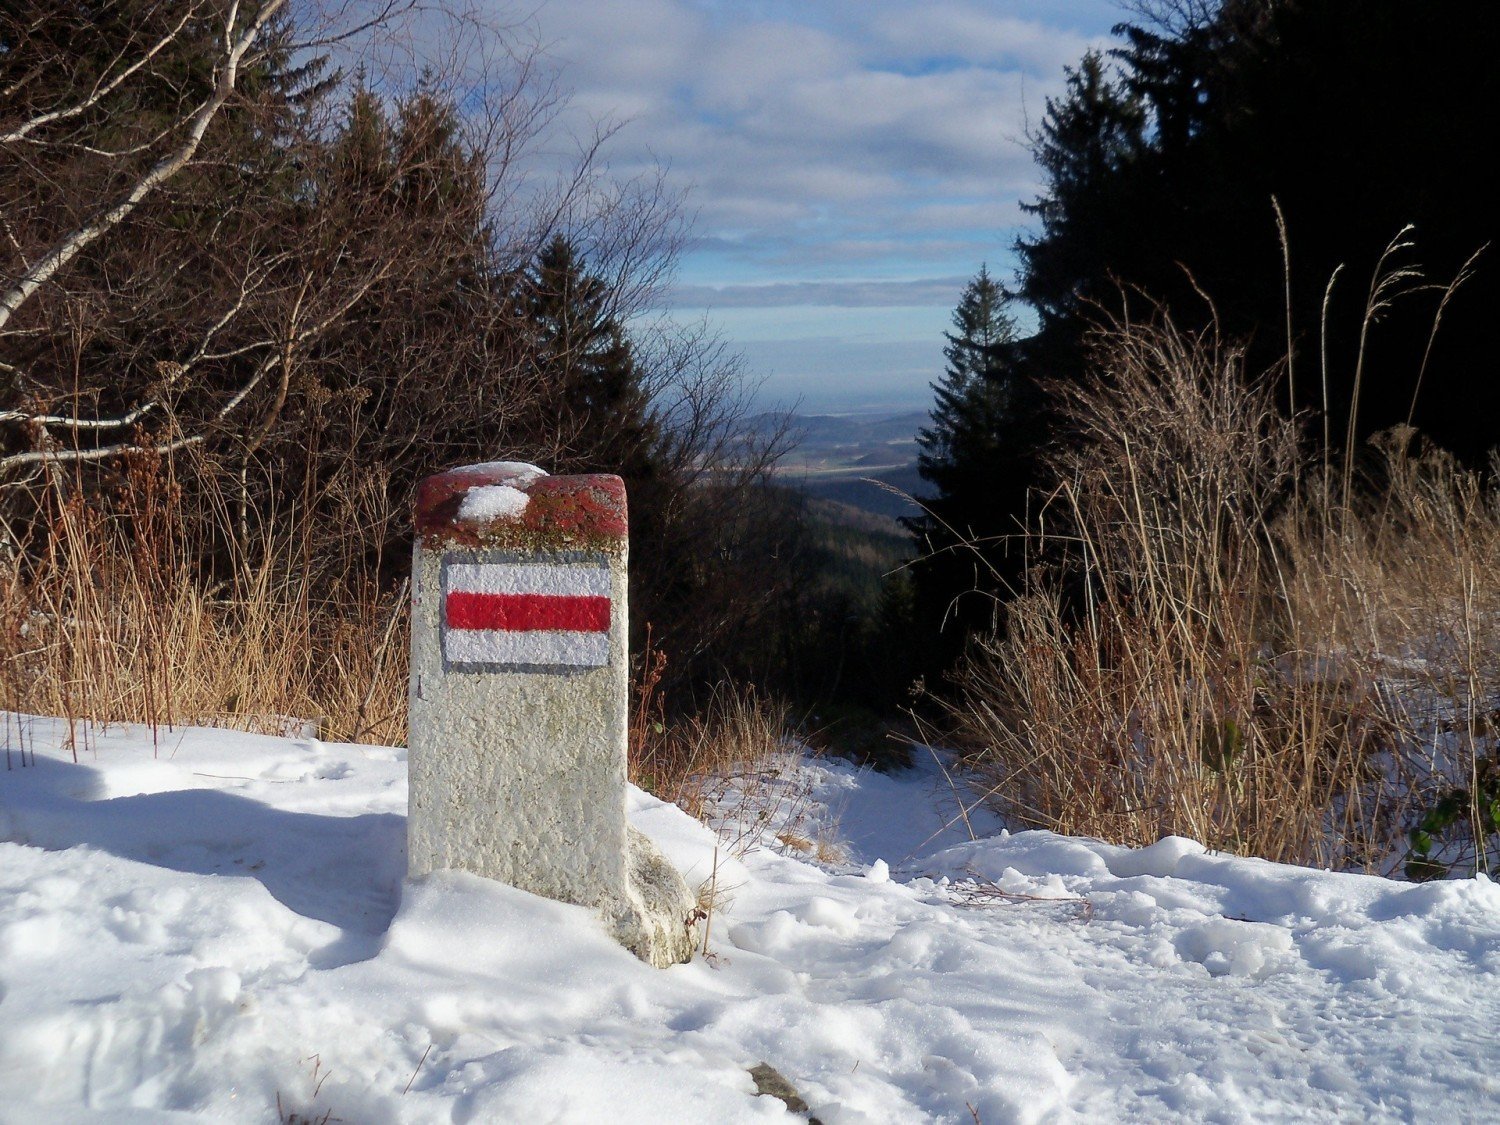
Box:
(752, 410, 928, 522)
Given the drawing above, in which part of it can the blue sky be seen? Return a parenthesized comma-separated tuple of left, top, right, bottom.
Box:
(518, 0, 1122, 413)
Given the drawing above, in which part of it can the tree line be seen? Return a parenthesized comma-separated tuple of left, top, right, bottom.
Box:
(0, 0, 796, 708)
(908, 0, 1499, 684)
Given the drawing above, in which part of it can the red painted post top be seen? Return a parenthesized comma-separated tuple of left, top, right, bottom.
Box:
(415, 463, 628, 552)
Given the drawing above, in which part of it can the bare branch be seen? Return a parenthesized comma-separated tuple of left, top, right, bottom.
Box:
(0, 7, 199, 146)
(0, 353, 281, 473)
(0, 399, 160, 431)
(0, 0, 288, 333)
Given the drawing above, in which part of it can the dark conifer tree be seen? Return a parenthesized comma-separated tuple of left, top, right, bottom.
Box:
(906, 267, 1025, 678)
(521, 236, 659, 482)
(915, 266, 1017, 513)
(1017, 51, 1145, 342)
(1014, 0, 1500, 465)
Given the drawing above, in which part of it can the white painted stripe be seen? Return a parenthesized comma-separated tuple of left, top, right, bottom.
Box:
(444, 627, 609, 667)
(446, 562, 610, 598)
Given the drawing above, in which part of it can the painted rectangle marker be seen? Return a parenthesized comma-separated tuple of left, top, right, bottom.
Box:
(446, 591, 610, 633)
(441, 558, 612, 669)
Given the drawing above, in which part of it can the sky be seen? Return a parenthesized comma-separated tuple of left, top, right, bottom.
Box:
(514, 1, 1123, 414)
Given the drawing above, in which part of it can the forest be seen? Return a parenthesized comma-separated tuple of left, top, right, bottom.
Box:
(904, 0, 1499, 880)
(2, 0, 1497, 880)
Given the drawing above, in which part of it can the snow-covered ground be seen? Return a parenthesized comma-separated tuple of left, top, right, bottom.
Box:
(3, 715, 1499, 1123)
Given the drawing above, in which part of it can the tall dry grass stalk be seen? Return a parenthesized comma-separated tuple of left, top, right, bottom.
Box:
(0, 455, 409, 751)
(951, 316, 1499, 873)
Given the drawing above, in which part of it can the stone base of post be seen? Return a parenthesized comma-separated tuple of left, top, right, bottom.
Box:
(407, 462, 694, 967)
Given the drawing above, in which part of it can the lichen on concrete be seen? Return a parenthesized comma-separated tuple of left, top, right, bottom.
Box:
(415, 465, 627, 553)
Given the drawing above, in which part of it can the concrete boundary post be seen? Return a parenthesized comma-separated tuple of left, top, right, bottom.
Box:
(407, 461, 694, 967)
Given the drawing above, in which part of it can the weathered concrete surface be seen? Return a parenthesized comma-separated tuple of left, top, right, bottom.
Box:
(408, 463, 694, 967)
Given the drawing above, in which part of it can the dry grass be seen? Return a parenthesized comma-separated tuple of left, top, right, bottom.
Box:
(1, 452, 793, 840)
(950, 316, 1499, 874)
(0, 462, 408, 750)
(629, 640, 792, 816)
(627, 635, 823, 861)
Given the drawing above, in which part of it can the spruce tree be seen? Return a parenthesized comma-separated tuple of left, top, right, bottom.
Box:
(906, 267, 1023, 678)
(521, 236, 659, 481)
(1018, 51, 1146, 335)
(916, 266, 1017, 506)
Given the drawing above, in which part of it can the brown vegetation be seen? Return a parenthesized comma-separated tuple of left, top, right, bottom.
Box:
(1, 1, 797, 768)
(947, 312, 1499, 873)
(628, 634, 792, 819)
(0, 451, 408, 750)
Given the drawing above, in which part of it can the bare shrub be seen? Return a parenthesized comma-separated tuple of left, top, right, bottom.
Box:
(950, 313, 1499, 873)
(626, 632, 823, 860)
(629, 635, 793, 820)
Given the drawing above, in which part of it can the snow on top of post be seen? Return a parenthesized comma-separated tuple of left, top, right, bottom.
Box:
(463, 461, 548, 485)
(457, 484, 530, 523)
(415, 463, 627, 552)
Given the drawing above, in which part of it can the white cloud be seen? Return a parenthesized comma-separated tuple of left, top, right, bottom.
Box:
(869, 7, 1102, 76)
(500, 0, 1110, 274)
(357, 0, 1116, 408)
(444, 0, 1116, 408)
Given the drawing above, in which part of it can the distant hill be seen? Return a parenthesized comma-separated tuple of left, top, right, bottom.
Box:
(775, 410, 928, 451)
(800, 464, 925, 521)
(755, 410, 929, 522)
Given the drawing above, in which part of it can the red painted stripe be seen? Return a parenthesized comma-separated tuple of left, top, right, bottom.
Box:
(446, 591, 610, 633)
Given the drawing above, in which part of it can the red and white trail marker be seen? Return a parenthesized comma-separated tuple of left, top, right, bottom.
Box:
(441, 560, 612, 669)
(408, 465, 694, 967)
